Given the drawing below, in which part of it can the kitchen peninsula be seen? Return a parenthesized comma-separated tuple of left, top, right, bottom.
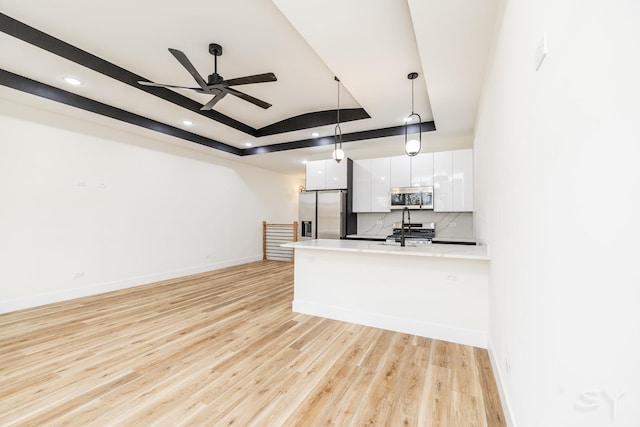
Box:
(282, 239, 490, 348)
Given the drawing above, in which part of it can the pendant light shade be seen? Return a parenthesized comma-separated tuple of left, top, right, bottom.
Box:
(404, 72, 422, 157)
(333, 76, 344, 163)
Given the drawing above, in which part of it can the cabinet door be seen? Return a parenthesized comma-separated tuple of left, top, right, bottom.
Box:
(390, 155, 411, 188)
(305, 160, 325, 190)
(453, 149, 474, 211)
(324, 159, 348, 189)
(352, 159, 372, 212)
(433, 151, 453, 212)
(371, 157, 391, 212)
(411, 153, 434, 187)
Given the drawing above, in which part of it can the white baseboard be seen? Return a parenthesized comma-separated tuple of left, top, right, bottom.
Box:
(487, 336, 516, 427)
(293, 299, 487, 348)
(0, 255, 261, 314)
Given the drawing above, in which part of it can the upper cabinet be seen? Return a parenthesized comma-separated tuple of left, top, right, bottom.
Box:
(324, 159, 349, 189)
(307, 151, 472, 213)
(305, 160, 326, 190)
(412, 153, 434, 187)
(434, 149, 473, 212)
(370, 158, 391, 212)
(389, 153, 434, 188)
(353, 158, 390, 212)
(390, 156, 411, 188)
(352, 160, 372, 212)
(452, 149, 474, 211)
(305, 159, 349, 190)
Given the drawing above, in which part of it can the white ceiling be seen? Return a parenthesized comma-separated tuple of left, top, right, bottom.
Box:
(0, 0, 500, 176)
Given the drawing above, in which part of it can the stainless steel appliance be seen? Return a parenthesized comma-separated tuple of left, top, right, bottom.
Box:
(385, 222, 436, 246)
(298, 190, 357, 240)
(390, 186, 434, 210)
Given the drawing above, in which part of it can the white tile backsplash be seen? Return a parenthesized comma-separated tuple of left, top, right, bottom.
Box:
(356, 211, 474, 239)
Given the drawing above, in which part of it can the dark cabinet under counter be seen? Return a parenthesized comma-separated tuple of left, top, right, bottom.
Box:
(344, 235, 386, 242)
(431, 239, 477, 245)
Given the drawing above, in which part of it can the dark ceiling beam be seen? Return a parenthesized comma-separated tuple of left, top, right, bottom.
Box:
(0, 12, 255, 135)
(1, 70, 436, 156)
(0, 70, 242, 156)
(1, 12, 438, 156)
(245, 121, 436, 155)
(0, 12, 376, 138)
(256, 108, 370, 137)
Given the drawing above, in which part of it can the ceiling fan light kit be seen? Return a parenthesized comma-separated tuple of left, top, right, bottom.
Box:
(404, 72, 422, 157)
(333, 76, 344, 163)
(137, 43, 277, 111)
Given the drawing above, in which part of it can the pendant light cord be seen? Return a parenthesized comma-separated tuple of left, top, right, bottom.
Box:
(336, 78, 340, 125)
(333, 76, 344, 162)
(411, 77, 415, 115)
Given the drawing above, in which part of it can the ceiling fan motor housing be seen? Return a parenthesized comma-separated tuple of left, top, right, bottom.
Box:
(208, 73, 224, 85)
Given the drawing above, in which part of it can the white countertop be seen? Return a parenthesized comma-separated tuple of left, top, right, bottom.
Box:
(283, 239, 490, 261)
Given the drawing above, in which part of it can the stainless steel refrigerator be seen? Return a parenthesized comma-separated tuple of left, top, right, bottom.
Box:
(298, 190, 356, 240)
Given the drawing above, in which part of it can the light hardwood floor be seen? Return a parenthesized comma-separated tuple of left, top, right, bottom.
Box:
(0, 260, 505, 426)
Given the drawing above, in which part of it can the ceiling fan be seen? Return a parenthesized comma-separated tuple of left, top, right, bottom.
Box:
(138, 43, 277, 110)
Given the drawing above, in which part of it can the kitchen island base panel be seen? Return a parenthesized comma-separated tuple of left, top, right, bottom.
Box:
(291, 247, 488, 348)
(292, 300, 487, 348)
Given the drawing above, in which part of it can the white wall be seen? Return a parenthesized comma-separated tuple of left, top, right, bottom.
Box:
(0, 99, 299, 313)
(474, 1, 640, 426)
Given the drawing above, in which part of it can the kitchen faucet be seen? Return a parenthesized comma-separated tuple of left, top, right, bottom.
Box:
(400, 207, 411, 247)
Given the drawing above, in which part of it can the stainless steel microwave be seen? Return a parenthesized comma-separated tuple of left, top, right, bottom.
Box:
(390, 186, 434, 210)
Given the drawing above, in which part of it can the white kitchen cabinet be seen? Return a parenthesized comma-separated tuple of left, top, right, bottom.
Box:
(453, 149, 474, 211)
(370, 157, 391, 212)
(390, 155, 411, 188)
(434, 151, 453, 211)
(305, 159, 348, 190)
(352, 160, 371, 212)
(434, 149, 473, 212)
(352, 158, 390, 212)
(305, 160, 326, 190)
(411, 153, 434, 187)
(324, 159, 349, 189)
(390, 154, 433, 188)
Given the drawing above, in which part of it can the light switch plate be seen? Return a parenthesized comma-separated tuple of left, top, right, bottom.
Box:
(535, 32, 548, 71)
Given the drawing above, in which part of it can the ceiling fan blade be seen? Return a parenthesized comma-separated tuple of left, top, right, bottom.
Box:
(200, 92, 228, 110)
(226, 87, 272, 109)
(213, 73, 277, 88)
(168, 48, 210, 93)
(138, 81, 201, 91)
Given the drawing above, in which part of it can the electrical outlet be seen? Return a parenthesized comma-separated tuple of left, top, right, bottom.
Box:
(450, 222, 457, 227)
(73, 272, 85, 279)
(446, 273, 459, 281)
(376, 220, 383, 225)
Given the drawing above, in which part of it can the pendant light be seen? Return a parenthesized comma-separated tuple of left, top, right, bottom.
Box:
(332, 76, 345, 163)
(404, 72, 422, 156)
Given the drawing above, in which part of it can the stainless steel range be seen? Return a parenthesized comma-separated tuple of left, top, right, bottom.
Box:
(385, 222, 435, 246)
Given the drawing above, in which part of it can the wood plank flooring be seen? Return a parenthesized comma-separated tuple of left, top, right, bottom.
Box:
(0, 260, 505, 426)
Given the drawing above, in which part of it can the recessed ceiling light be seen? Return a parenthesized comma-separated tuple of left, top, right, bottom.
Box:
(181, 120, 193, 126)
(63, 77, 82, 86)
(311, 132, 320, 138)
(245, 142, 253, 147)
(302, 160, 308, 164)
